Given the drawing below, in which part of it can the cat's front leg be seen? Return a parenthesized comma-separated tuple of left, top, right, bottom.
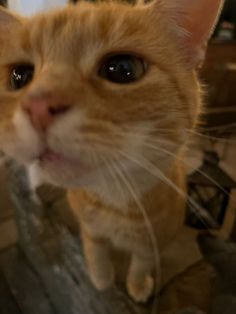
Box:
(126, 251, 160, 303)
(81, 229, 114, 291)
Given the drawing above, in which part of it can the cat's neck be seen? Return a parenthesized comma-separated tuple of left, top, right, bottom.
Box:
(70, 154, 186, 215)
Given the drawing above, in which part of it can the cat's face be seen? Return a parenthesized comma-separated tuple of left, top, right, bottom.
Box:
(0, 1, 222, 204)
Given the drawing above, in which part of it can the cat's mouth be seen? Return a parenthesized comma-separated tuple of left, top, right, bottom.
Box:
(38, 149, 91, 171)
(39, 149, 69, 163)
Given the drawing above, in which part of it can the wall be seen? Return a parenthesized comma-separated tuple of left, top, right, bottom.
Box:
(8, 0, 68, 15)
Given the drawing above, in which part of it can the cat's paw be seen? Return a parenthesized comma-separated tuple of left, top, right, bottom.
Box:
(127, 275, 154, 303)
(89, 264, 115, 291)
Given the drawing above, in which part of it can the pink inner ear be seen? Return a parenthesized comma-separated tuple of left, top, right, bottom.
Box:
(170, 0, 223, 66)
(183, 1, 222, 45)
(179, 0, 223, 63)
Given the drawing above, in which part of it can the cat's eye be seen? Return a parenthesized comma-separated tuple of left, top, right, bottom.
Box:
(98, 54, 146, 84)
(10, 64, 34, 90)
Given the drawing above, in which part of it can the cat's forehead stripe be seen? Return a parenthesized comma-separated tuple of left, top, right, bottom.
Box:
(24, 4, 153, 61)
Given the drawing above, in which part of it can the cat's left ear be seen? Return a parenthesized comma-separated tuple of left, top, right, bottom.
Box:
(150, 0, 224, 67)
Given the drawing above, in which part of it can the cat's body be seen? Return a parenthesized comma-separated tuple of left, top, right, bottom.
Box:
(67, 159, 186, 299)
(0, 0, 223, 302)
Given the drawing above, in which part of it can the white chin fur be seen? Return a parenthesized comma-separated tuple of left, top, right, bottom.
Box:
(27, 162, 47, 190)
(38, 158, 159, 210)
(3, 110, 43, 165)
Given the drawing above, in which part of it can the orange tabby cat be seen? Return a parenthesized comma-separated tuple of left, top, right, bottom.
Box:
(0, 0, 222, 303)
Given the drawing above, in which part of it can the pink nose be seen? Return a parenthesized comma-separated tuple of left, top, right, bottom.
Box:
(23, 93, 71, 131)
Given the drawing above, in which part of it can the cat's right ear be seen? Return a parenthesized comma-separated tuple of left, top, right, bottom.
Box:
(147, 0, 223, 68)
(0, 7, 23, 36)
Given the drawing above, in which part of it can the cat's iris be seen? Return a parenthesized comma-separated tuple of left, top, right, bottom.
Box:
(99, 54, 146, 84)
(10, 64, 34, 90)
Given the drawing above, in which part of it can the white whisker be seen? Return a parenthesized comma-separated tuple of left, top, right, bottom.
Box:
(117, 149, 214, 229)
(187, 129, 236, 145)
(100, 154, 128, 206)
(109, 157, 161, 311)
(142, 139, 235, 204)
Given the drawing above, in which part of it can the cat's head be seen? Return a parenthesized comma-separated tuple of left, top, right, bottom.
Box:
(0, 1, 222, 205)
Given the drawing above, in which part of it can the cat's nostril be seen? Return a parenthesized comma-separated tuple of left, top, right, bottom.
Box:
(23, 95, 72, 131)
(48, 104, 71, 116)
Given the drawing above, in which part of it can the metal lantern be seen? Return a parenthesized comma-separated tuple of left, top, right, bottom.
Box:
(186, 150, 236, 229)
(0, 0, 7, 6)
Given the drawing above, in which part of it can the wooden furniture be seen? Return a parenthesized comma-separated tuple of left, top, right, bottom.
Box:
(201, 41, 236, 136)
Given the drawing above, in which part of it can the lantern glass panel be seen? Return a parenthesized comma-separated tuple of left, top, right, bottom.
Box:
(186, 151, 236, 230)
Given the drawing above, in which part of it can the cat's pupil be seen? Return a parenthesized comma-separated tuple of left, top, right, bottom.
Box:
(10, 65, 34, 90)
(99, 54, 145, 84)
